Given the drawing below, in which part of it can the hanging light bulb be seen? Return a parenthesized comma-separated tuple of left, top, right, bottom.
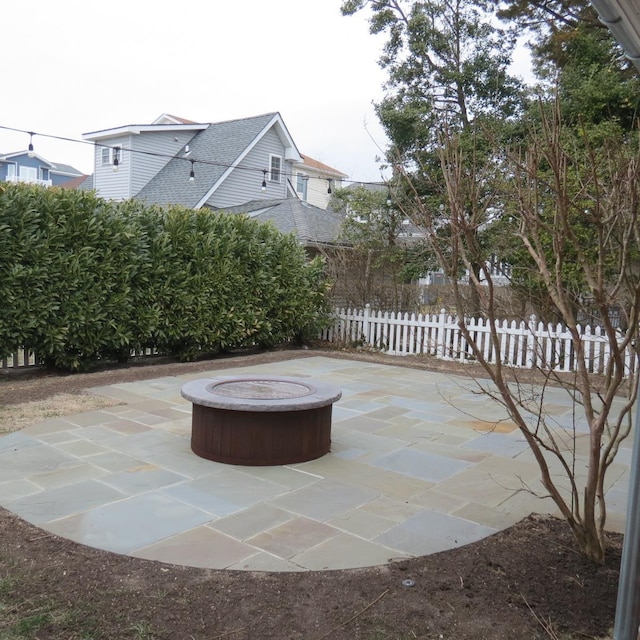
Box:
(261, 169, 267, 192)
(189, 160, 195, 183)
(27, 132, 35, 158)
(112, 146, 120, 172)
(386, 186, 392, 207)
(327, 179, 332, 194)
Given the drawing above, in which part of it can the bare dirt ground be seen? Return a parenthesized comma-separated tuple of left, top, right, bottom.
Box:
(0, 348, 623, 639)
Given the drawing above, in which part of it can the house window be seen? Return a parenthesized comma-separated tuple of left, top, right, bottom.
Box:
(7, 164, 16, 177)
(269, 154, 282, 182)
(101, 146, 123, 168)
(296, 173, 308, 200)
(19, 166, 38, 181)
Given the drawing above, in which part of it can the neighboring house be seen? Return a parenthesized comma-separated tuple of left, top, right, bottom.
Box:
(292, 154, 348, 210)
(0, 151, 83, 188)
(219, 198, 347, 256)
(81, 113, 348, 212)
(423, 257, 512, 288)
(82, 112, 305, 208)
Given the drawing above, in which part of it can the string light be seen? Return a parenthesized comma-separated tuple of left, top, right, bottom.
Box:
(189, 160, 195, 183)
(1, 123, 388, 191)
(386, 186, 392, 207)
(112, 146, 120, 172)
(261, 169, 267, 192)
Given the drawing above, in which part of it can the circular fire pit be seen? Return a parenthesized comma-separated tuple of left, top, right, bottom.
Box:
(181, 375, 342, 466)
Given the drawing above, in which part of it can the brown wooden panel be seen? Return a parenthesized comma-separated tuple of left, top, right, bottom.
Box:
(191, 404, 332, 466)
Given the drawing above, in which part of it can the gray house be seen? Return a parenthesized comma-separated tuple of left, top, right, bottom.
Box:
(82, 113, 303, 208)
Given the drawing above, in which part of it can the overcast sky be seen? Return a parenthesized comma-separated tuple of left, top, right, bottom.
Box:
(1, 1, 531, 183)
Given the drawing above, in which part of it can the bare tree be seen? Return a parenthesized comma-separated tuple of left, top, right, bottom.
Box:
(404, 107, 640, 563)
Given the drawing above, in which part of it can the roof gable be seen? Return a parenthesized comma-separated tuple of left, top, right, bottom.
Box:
(193, 113, 302, 208)
(0, 151, 54, 166)
(136, 113, 301, 209)
(152, 113, 200, 125)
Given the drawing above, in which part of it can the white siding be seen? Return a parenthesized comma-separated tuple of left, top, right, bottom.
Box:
(92, 134, 132, 201)
(131, 131, 195, 196)
(301, 166, 343, 210)
(205, 128, 289, 208)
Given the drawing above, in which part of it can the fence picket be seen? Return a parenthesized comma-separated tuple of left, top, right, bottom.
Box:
(318, 306, 635, 379)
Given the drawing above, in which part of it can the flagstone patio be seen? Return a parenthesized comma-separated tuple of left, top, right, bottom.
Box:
(0, 356, 631, 571)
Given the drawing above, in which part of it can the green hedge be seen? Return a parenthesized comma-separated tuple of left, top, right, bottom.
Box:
(0, 183, 330, 370)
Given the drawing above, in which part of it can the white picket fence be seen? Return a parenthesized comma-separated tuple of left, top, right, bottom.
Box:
(320, 305, 636, 376)
(3, 306, 635, 376)
(1, 349, 38, 370)
(0, 348, 158, 371)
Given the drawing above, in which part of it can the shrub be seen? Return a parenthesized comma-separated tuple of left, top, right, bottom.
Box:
(0, 183, 330, 370)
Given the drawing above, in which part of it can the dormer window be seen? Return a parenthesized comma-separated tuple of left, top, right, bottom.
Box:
(269, 154, 282, 182)
(101, 146, 122, 167)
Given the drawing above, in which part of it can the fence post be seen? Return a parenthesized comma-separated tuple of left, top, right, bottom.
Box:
(525, 314, 537, 369)
(436, 308, 446, 359)
(363, 304, 371, 347)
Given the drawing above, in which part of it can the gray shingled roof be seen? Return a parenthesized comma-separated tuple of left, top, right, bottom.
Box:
(51, 163, 83, 176)
(136, 113, 279, 208)
(220, 198, 348, 247)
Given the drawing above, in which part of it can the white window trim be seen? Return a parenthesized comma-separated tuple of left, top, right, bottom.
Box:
(269, 154, 282, 183)
(101, 147, 110, 166)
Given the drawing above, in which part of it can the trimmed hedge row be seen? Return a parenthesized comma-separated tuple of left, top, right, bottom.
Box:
(0, 183, 330, 370)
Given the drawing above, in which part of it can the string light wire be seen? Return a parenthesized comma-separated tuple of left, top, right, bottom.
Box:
(0, 123, 389, 190)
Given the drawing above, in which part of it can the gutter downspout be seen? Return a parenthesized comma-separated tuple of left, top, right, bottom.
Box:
(591, 0, 640, 70)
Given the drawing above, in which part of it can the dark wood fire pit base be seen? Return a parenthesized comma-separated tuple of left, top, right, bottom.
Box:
(181, 375, 342, 466)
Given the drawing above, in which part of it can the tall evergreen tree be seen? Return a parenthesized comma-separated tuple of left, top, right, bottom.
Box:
(342, 1, 527, 313)
(342, 0, 525, 163)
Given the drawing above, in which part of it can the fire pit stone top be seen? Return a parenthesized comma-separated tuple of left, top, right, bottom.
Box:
(181, 375, 342, 412)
